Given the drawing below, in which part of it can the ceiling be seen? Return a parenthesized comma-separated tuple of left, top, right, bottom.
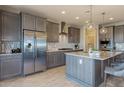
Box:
(1, 5, 124, 27)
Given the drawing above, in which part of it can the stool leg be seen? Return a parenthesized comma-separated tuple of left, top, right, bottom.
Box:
(104, 73, 107, 87)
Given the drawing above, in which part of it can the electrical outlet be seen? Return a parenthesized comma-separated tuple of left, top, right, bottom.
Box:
(79, 59, 82, 64)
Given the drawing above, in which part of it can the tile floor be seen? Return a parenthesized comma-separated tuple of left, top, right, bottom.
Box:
(0, 66, 124, 87)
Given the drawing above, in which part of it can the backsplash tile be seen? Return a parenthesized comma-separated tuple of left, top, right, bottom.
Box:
(47, 35, 77, 50)
(115, 43, 124, 51)
(1, 41, 21, 53)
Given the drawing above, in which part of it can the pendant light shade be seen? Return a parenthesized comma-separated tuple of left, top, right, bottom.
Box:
(86, 5, 96, 31)
(100, 12, 107, 34)
(100, 27, 107, 34)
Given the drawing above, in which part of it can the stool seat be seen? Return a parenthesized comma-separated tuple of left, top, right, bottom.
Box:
(105, 66, 124, 77)
(104, 64, 124, 86)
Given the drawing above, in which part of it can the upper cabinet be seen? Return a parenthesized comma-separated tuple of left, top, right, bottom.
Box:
(21, 13, 46, 31)
(0, 11, 20, 41)
(22, 13, 35, 30)
(46, 21, 59, 42)
(114, 25, 124, 43)
(68, 27, 80, 43)
(36, 17, 46, 31)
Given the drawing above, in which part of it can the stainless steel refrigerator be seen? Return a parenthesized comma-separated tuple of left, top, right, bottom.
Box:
(23, 30, 46, 75)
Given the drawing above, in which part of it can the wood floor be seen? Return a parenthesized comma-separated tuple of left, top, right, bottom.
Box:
(0, 66, 124, 87)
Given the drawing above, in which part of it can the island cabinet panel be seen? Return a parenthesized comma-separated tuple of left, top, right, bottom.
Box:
(83, 58, 94, 85)
(76, 57, 85, 81)
(70, 56, 77, 78)
(66, 55, 103, 87)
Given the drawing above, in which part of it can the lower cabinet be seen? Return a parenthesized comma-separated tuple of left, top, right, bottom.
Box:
(47, 52, 65, 68)
(0, 54, 22, 80)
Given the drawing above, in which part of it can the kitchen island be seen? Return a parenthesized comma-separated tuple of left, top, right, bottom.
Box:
(65, 51, 122, 87)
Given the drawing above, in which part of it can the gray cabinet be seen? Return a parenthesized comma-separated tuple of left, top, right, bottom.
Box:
(47, 52, 65, 68)
(36, 17, 46, 31)
(0, 54, 22, 80)
(22, 13, 36, 30)
(46, 21, 59, 42)
(68, 27, 80, 43)
(114, 25, 124, 43)
(1, 11, 20, 41)
(21, 13, 46, 31)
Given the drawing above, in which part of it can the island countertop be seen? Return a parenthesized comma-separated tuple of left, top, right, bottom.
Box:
(65, 51, 123, 61)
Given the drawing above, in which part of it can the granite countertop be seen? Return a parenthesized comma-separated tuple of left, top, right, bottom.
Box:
(0, 53, 22, 56)
(47, 49, 83, 52)
(65, 51, 122, 61)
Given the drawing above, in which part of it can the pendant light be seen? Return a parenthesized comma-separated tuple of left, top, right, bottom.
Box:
(86, 5, 96, 31)
(100, 12, 107, 34)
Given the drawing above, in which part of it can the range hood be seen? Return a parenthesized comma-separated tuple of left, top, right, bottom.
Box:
(59, 22, 67, 35)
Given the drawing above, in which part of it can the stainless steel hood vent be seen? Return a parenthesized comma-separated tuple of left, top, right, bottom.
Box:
(59, 22, 67, 35)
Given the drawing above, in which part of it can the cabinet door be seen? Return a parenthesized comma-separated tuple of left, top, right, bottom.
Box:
(68, 27, 73, 43)
(66, 55, 70, 74)
(36, 17, 46, 31)
(83, 58, 93, 85)
(75, 29, 80, 43)
(66, 55, 73, 76)
(2, 12, 20, 41)
(46, 22, 52, 42)
(55, 52, 60, 66)
(68, 27, 80, 43)
(60, 52, 65, 65)
(47, 53, 53, 68)
(46, 22, 59, 42)
(114, 25, 124, 43)
(0, 55, 22, 79)
(66, 55, 77, 78)
(52, 23, 59, 42)
(47, 52, 56, 68)
(22, 13, 36, 30)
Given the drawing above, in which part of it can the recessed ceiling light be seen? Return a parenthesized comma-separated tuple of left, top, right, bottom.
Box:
(61, 11, 66, 14)
(109, 17, 114, 20)
(76, 17, 79, 20)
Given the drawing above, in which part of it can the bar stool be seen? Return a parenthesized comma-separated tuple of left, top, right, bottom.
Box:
(104, 63, 124, 86)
